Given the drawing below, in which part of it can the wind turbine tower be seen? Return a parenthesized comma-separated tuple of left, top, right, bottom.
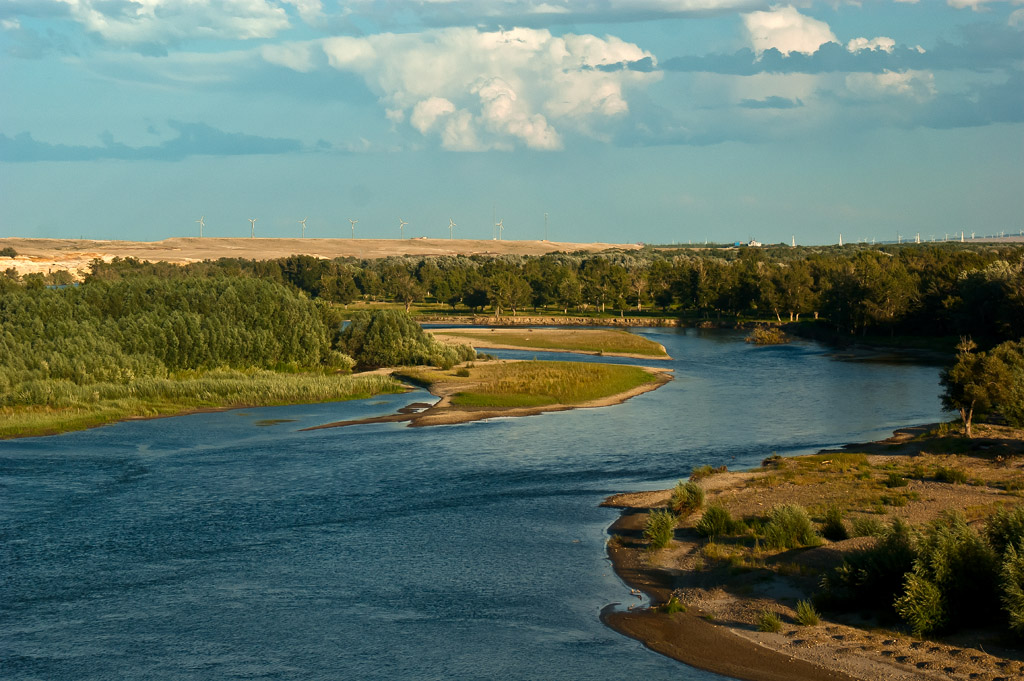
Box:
(399, 218, 408, 239)
(300, 217, 307, 238)
(249, 218, 257, 238)
(449, 218, 456, 240)
(838, 233, 843, 247)
(496, 219, 504, 241)
(791, 235, 795, 248)
(544, 212, 548, 241)
(196, 216, 205, 238)
(349, 218, 358, 239)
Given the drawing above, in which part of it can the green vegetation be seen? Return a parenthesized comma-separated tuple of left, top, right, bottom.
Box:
(0, 246, 17, 257)
(644, 509, 677, 550)
(941, 338, 1024, 437)
(662, 596, 687, 614)
(689, 464, 727, 482)
(436, 328, 668, 357)
(670, 480, 706, 517)
(416, 361, 659, 408)
(763, 505, 822, 550)
(339, 309, 475, 370)
(695, 504, 742, 540)
(795, 600, 820, 626)
(745, 325, 789, 345)
(821, 506, 849, 541)
(757, 610, 783, 633)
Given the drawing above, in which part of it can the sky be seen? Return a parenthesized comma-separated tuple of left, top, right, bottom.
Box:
(1, 1, 1022, 246)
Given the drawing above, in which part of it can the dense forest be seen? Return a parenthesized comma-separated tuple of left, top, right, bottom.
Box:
(45, 242, 1024, 347)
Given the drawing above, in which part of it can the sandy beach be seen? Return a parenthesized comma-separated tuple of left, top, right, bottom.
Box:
(602, 425, 1024, 681)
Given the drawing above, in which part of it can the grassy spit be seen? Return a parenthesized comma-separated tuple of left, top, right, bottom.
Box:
(0, 370, 404, 439)
(433, 328, 669, 357)
(396, 360, 661, 408)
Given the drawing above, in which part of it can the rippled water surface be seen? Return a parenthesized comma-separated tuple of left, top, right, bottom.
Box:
(1, 329, 949, 680)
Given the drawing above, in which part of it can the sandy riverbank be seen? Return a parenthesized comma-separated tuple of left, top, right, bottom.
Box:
(602, 425, 1024, 681)
(303, 361, 672, 430)
(428, 328, 671, 360)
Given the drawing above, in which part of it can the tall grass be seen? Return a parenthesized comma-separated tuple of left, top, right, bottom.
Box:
(0, 371, 404, 438)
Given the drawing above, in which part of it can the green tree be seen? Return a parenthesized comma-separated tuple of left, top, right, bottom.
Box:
(941, 338, 1015, 438)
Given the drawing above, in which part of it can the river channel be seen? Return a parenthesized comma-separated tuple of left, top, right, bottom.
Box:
(1, 328, 949, 680)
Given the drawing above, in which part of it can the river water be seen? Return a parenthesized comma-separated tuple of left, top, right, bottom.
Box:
(1, 329, 949, 680)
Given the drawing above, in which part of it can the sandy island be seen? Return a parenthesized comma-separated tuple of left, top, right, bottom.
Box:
(302, 361, 672, 430)
(428, 328, 671, 360)
(601, 425, 1024, 681)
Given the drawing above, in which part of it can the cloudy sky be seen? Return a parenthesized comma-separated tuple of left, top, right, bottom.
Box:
(1, 1, 1022, 245)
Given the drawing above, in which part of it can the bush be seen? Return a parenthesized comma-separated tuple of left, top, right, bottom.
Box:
(757, 610, 782, 632)
(763, 504, 821, 550)
(895, 571, 946, 636)
(0, 247, 16, 257)
(820, 518, 917, 616)
(696, 504, 739, 540)
(884, 472, 908, 488)
(851, 516, 887, 538)
(340, 310, 475, 370)
(934, 466, 968, 485)
(986, 505, 1024, 557)
(795, 599, 820, 626)
(690, 464, 726, 482)
(746, 325, 789, 345)
(454, 367, 471, 377)
(821, 506, 849, 541)
(662, 596, 686, 614)
(1001, 545, 1024, 636)
(670, 480, 705, 517)
(644, 509, 676, 550)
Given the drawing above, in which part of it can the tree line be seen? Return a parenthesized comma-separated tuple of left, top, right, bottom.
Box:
(59, 243, 1024, 345)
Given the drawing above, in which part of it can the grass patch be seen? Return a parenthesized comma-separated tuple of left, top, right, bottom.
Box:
(758, 610, 783, 632)
(435, 328, 669, 357)
(0, 370, 404, 439)
(405, 360, 661, 408)
(795, 600, 821, 626)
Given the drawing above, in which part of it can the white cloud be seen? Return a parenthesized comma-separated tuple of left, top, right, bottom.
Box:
(261, 41, 317, 72)
(948, 0, 1024, 9)
(54, 0, 291, 45)
(846, 36, 896, 53)
(742, 6, 837, 57)
(281, 0, 322, 24)
(845, 69, 936, 101)
(318, 27, 658, 150)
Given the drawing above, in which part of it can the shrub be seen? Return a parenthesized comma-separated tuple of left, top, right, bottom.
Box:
(696, 504, 739, 540)
(884, 472, 908, 488)
(820, 518, 918, 616)
(1001, 545, 1024, 636)
(454, 367, 471, 377)
(670, 480, 705, 517)
(690, 464, 727, 482)
(644, 509, 676, 550)
(746, 325, 789, 345)
(757, 610, 783, 632)
(986, 505, 1024, 557)
(821, 506, 849, 542)
(934, 466, 968, 485)
(851, 516, 887, 538)
(795, 599, 820, 626)
(662, 596, 686, 614)
(763, 504, 821, 550)
(895, 571, 946, 636)
(0, 247, 16, 257)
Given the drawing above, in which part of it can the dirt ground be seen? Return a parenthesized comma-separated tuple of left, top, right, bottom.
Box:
(603, 423, 1024, 681)
(0, 237, 639, 280)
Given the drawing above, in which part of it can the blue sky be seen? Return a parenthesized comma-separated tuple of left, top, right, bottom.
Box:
(1, 0, 1021, 246)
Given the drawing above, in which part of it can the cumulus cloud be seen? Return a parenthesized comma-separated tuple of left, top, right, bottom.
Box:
(845, 69, 936, 101)
(742, 6, 837, 57)
(847, 36, 896, 53)
(316, 27, 658, 150)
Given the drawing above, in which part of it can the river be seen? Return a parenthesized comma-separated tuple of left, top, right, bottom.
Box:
(0, 328, 949, 680)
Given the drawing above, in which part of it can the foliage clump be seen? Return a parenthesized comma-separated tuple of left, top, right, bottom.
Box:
(821, 506, 849, 542)
(757, 610, 783, 632)
(763, 504, 821, 550)
(670, 480, 705, 517)
(339, 309, 475, 370)
(746, 325, 789, 345)
(644, 509, 677, 550)
(795, 600, 820, 626)
(696, 504, 742, 540)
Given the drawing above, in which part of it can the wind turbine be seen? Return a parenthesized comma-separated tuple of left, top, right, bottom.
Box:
(299, 217, 307, 237)
(398, 218, 408, 239)
(349, 218, 358, 239)
(249, 218, 257, 238)
(196, 216, 205, 238)
(495, 219, 504, 241)
(448, 218, 456, 240)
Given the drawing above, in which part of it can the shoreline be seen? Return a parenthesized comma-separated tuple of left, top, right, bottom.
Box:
(428, 328, 671, 360)
(600, 425, 1024, 681)
(303, 364, 673, 430)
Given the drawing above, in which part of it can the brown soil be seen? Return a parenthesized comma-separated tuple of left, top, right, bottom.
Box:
(302, 360, 672, 430)
(602, 424, 1024, 681)
(0, 237, 638, 280)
